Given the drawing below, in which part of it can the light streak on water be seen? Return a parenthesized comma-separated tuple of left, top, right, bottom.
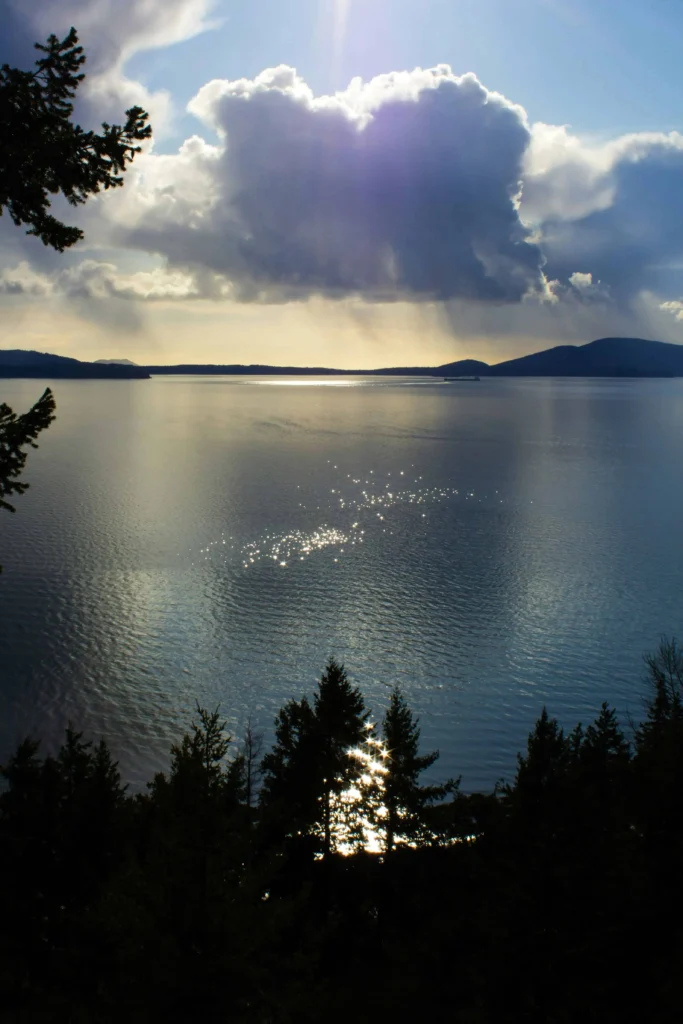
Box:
(187, 463, 505, 571)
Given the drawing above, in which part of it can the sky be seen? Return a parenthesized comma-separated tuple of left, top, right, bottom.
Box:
(3, 0, 683, 368)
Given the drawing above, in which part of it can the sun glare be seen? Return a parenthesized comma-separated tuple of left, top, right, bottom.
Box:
(326, 725, 390, 856)
(332, 0, 351, 73)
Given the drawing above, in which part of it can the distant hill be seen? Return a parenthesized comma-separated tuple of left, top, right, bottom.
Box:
(143, 363, 359, 376)
(489, 337, 683, 377)
(141, 358, 491, 377)
(141, 342, 683, 377)
(433, 359, 490, 377)
(0, 350, 149, 379)
(94, 359, 139, 367)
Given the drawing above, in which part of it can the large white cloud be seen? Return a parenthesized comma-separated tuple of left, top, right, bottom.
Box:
(91, 64, 683, 331)
(109, 65, 548, 304)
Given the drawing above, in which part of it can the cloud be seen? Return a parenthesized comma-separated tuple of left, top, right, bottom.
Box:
(525, 127, 683, 307)
(522, 123, 616, 224)
(101, 64, 683, 330)
(546, 270, 611, 305)
(0, 261, 53, 296)
(113, 65, 547, 304)
(661, 300, 683, 322)
(0, 259, 200, 301)
(24, 0, 216, 62)
(59, 260, 201, 301)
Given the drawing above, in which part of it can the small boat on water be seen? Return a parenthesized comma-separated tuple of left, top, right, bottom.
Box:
(444, 375, 480, 382)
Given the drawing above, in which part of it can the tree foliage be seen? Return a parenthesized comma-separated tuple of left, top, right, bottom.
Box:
(0, 388, 56, 514)
(0, 28, 151, 250)
(0, 387, 56, 572)
(0, 648, 682, 1021)
(381, 686, 449, 852)
(260, 658, 371, 855)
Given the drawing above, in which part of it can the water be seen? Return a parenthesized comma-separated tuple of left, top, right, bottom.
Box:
(1, 374, 683, 791)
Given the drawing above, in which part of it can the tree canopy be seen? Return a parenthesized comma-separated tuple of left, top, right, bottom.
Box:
(1, 646, 683, 1020)
(0, 28, 151, 251)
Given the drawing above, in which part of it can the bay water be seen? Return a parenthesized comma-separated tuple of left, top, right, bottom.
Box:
(2, 374, 682, 790)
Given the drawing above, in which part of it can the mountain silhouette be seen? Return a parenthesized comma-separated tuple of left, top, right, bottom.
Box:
(487, 337, 683, 377)
(0, 350, 150, 379)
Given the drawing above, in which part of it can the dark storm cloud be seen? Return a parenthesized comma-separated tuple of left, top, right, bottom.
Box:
(124, 67, 547, 303)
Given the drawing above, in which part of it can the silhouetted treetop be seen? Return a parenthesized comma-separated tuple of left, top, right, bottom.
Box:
(0, 28, 151, 250)
(0, 387, 55, 573)
(381, 686, 449, 852)
(260, 658, 372, 855)
(0, 387, 55, 515)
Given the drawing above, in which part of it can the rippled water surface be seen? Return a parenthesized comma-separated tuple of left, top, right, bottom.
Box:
(2, 374, 683, 789)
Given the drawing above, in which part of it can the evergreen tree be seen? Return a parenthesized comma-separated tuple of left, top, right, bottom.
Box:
(634, 636, 683, 829)
(259, 693, 318, 846)
(633, 637, 683, 911)
(507, 706, 571, 830)
(260, 658, 370, 855)
(564, 703, 632, 856)
(149, 703, 246, 837)
(0, 387, 56, 571)
(166, 704, 244, 803)
(579, 704, 630, 781)
(0, 727, 129, 1015)
(381, 687, 446, 852)
(0, 28, 150, 250)
(314, 658, 370, 855)
(142, 705, 247, 968)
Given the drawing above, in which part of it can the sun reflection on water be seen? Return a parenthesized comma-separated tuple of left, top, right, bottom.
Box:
(187, 462, 500, 572)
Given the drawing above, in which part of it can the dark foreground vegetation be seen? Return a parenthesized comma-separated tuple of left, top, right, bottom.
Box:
(2, 648, 683, 1023)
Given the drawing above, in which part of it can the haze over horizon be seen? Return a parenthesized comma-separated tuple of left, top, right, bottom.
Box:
(3, 0, 683, 367)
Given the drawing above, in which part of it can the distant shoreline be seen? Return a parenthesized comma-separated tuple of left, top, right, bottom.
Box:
(0, 368, 150, 380)
(1, 368, 677, 381)
(1, 370, 678, 380)
(144, 367, 676, 378)
(2, 337, 683, 379)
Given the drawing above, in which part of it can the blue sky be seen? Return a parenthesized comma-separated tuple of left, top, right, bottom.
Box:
(129, 0, 683, 148)
(2, 0, 683, 367)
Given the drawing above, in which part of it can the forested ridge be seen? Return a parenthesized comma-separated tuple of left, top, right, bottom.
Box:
(2, 648, 683, 1023)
